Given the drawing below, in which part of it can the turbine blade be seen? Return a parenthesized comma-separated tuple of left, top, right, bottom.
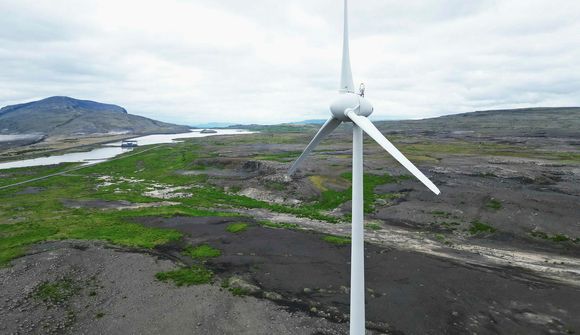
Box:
(340, 0, 354, 93)
(288, 117, 342, 175)
(346, 111, 441, 195)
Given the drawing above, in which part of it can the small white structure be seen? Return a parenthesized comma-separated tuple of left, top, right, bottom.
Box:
(288, 1, 441, 334)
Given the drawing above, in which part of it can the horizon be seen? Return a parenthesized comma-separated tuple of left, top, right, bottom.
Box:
(4, 95, 579, 127)
(1, 1, 579, 124)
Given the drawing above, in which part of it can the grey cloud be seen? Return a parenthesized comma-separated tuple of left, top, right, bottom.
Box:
(0, 0, 579, 125)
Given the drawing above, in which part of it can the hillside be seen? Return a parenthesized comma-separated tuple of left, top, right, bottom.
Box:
(0, 96, 190, 137)
(373, 107, 580, 138)
(232, 107, 580, 138)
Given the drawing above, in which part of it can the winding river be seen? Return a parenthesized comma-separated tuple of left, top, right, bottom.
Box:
(0, 129, 252, 170)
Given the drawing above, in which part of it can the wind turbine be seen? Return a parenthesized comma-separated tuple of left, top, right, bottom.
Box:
(288, 1, 441, 334)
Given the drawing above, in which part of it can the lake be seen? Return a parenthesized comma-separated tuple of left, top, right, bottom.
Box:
(0, 129, 252, 170)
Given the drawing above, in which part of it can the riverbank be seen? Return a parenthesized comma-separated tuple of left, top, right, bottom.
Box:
(0, 130, 252, 170)
(0, 134, 139, 163)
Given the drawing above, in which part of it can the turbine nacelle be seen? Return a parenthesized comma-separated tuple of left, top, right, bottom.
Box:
(330, 93, 374, 122)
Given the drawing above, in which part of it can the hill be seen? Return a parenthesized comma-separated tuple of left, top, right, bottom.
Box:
(0, 96, 190, 137)
(373, 107, 580, 138)
(229, 107, 580, 138)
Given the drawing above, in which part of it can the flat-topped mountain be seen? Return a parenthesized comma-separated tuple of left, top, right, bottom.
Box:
(0, 96, 189, 137)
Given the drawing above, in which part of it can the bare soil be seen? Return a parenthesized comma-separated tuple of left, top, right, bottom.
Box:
(133, 216, 580, 335)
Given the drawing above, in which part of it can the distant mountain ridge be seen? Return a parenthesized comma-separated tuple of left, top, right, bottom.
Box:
(230, 107, 580, 139)
(0, 96, 189, 137)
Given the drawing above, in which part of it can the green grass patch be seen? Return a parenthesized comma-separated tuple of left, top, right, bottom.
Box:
(530, 231, 578, 244)
(469, 220, 497, 235)
(34, 278, 79, 304)
(322, 235, 351, 246)
(365, 223, 382, 231)
(300, 172, 403, 216)
(434, 233, 453, 246)
(486, 198, 502, 210)
(254, 151, 302, 162)
(155, 265, 213, 286)
(183, 244, 221, 259)
(226, 223, 249, 233)
(431, 210, 452, 218)
(229, 287, 250, 296)
(264, 180, 286, 191)
(258, 221, 299, 230)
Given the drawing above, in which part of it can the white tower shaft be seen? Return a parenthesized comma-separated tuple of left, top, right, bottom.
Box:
(350, 124, 365, 334)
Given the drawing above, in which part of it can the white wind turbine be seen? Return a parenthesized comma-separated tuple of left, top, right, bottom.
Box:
(288, 1, 441, 334)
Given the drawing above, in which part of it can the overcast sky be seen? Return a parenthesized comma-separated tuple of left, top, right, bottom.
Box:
(0, 0, 579, 125)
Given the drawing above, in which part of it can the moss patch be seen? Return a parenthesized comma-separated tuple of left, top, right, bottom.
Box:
(530, 231, 578, 244)
(258, 221, 299, 230)
(155, 265, 213, 286)
(322, 235, 351, 246)
(469, 220, 497, 235)
(226, 223, 249, 233)
(486, 198, 502, 210)
(34, 278, 79, 305)
(183, 244, 221, 259)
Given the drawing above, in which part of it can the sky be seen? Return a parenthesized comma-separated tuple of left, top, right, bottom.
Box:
(0, 0, 579, 125)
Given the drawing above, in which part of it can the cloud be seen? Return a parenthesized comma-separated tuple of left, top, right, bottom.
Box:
(0, 0, 579, 125)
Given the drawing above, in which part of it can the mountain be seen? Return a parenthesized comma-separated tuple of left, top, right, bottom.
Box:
(0, 96, 190, 137)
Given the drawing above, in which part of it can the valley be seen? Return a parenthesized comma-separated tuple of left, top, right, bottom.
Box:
(0, 108, 579, 334)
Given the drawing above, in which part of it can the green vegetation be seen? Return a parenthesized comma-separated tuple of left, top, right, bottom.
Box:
(322, 235, 351, 246)
(8, 129, 569, 271)
(434, 233, 453, 246)
(228, 287, 250, 296)
(431, 210, 452, 218)
(365, 223, 382, 231)
(258, 221, 299, 230)
(399, 140, 580, 164)
(226, 223, 249, 233)
(486, 198, 502, 210)
(301, 172, 404, 216)
(0, 140, 348, 266)
(155, 265, 213, 286)
(220, 277, 251, 296)
(183, 244, 221, 259)
(530, 231, 578, 244)
(264, 180, 285, 191)
(469, 220, 497, 235)
(34, 278, 79, 304)
(254, 151, 302, 162)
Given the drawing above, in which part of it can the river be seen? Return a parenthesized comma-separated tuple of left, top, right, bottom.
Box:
(0, 129, 252, 170)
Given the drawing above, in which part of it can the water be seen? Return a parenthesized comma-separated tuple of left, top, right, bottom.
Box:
(0, 129, 252, 170)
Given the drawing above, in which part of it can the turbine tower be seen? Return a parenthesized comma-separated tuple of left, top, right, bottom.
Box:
(288, 1, 441, 334)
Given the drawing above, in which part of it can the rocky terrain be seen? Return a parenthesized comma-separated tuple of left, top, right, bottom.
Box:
(0, 107, 579, 334)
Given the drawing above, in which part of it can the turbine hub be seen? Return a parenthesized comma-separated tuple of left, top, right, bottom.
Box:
(329, 93, 374, 121)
